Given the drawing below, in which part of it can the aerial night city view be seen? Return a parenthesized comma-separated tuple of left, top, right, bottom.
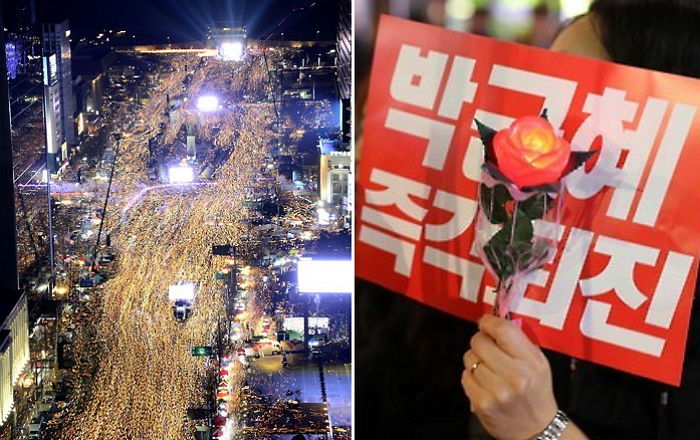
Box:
(0, 0, 351, 438)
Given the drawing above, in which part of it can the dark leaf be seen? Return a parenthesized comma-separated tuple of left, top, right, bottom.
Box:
(481, 162, 514, 186)
(512, 239, 551, 272)
(479, 183, 512, 224)
(540, 108, 549, 120)
(562, 150, 599, 177)
(483, 209, 535, 282)
(520, 192, 555, 219)
(484, 229, 513, 281)
(475, 119, 497, 164)
(505, 208, 534, 244)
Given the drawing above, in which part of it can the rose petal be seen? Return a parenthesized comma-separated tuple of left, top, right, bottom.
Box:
(493, 117, 572, 188)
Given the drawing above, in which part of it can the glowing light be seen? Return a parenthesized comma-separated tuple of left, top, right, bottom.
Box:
(445, 0, 475, 21)
(219, 41, 244, 61)
(168, 165, 194, 183)
(53, 285, 69, 297)
(317, 207, 330, 225)
(168, 283, 195, 301)
(297, 259, 352, 293)
(22, 376, 33, 388)
(197, 95, 219, 112)
(560, 0, 592, 19)
(301, 230, 314, 240)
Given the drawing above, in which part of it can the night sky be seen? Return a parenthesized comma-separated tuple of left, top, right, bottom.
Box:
(35, 0, 338, 43)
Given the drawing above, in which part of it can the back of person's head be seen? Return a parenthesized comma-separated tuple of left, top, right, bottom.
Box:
(590, 0, 700, 77)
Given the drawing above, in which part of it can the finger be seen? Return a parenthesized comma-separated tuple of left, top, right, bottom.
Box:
(461, 367, 491, 412)
(470, 332, 513, 370)
(463, 349, 479, 372)
(464, 348, 511, 395)
(470, 356, 513, 403)
(478, 314, 538, 359)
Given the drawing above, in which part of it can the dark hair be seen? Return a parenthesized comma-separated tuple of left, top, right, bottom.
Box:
(590, 0, 700, 78)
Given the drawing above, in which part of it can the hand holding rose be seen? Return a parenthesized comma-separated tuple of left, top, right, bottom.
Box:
(461, 314, 560, 440)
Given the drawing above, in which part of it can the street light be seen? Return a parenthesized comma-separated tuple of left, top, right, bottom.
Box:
(196, 95, 219, 112)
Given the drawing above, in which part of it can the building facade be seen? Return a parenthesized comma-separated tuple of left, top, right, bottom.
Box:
(42, 20, 74, 170)
(319, 150, 351, 223)
(0, 296, 30, 423)
(0, 2, 35, 423)
(337, 0, 351, 101)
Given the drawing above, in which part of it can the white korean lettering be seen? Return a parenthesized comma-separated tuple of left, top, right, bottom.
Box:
(580, 236, 659, 309)
(390, 44, 448, 109)
(385, 108, 455, 170)
(580, 300, 665, 356)
(364, 168, 431, 221)
(634, 104, 696, 226)
(359, 225, 416, 277)
(488, 65, 577, 133)
(437, 56, 478, 119)
(567, 87, 639, 200)
(424, 190, 478, 241)
(645, 252, 694, 329)
(423, 246, 484, 302)
(361, 206, 422, 240)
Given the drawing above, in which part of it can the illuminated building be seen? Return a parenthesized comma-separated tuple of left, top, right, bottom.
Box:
(336, 0, 351, 100)
(207, 22, 247, 61)
(0, 295, 29, 423)
(42, 19, 75, 169)
(0, 4, 36, 424)
(3, 0, 52, 283)
(319, 149, 351, 220)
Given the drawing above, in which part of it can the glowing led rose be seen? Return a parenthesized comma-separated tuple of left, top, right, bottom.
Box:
(493, 116, 571, 189)
(474, 110, 597, 318)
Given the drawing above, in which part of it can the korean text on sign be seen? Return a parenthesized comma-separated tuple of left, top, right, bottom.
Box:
(356, 15, 700, 385)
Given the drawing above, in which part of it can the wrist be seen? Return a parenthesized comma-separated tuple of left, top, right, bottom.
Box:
(529, 410, 570, 440)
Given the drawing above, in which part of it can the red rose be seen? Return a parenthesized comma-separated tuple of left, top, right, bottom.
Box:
(493, 116, 571, 188)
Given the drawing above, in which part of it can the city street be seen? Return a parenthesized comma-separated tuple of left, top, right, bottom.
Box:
(1, 2, 351, 438)
(31, 45, 348, 440)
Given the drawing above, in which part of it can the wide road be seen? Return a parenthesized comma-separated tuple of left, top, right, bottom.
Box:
(55, 52, 277, 439)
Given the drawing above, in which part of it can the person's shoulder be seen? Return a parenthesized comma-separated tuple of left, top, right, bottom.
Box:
(550, 14, 610, 62)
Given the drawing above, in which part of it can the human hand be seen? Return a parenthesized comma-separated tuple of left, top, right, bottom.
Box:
(461, 314, 558, 440)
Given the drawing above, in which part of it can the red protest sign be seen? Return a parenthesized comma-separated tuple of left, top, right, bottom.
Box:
(356, 15, 700, 386)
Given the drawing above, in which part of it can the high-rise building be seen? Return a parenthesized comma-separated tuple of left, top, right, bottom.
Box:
(42, 20, 74, 170)
(336, 0, 351, 148)
(0, 0, 36, 423)
(337, 0, 351, 101)
(4, 0, 52, 279)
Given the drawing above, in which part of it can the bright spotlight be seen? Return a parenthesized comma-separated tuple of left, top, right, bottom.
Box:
(168, 165, 194, 183)
(197, 95, 219, 112)
(168, 283, 195, 301)
(219, 41, 244, 61)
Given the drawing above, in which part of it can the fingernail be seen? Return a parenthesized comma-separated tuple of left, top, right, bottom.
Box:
(513, 318, 523, 329)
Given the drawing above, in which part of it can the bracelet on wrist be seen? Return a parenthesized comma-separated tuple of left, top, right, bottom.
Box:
(534, 410, 569, 440)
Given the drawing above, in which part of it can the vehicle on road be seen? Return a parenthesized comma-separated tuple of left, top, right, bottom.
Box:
(253, 338, 281, 356)
(169, 283, 195, 322)
(237, 343, 259, 358)
(173, 300, 192, 322)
